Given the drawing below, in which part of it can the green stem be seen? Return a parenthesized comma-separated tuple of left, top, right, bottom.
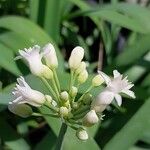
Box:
(44, 102, 59, 112)
(52, 78, 61, 102)
(55, 123, 67, 150)
(69, 70, 74, 92)
(41, 77, 58, 102)
(53, 69, 61, 92)
(32, 112, 58, 118)
(78, 85, 93, 103)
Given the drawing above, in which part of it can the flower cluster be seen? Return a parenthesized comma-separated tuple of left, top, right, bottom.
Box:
(8, 43, 135, 141)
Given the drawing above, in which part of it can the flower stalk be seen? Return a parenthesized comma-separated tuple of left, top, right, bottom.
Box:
(55, 123, 67, 150)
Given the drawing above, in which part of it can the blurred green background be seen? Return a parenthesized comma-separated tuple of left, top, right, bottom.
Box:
(0, 0, 150, 150)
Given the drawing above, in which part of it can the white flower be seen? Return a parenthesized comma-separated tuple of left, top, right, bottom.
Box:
(43, 43, 58, 69)
(11, 76, 46, 107)
(91, 90, 114, 112)
(83, 110, 99, 127)
(92, 70, 135, 112)
(18, 45, 53, 78)
(69, 46, 84, 70)
(76, 128, 88, 141)
(8, 101, 33, 118)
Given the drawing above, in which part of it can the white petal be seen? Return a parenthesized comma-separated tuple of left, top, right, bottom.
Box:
(114, 94, 122, 106)
(122, 89, 136, 99)
(69, 46, 84, 69)
(113, 70, 121, 78)
(43, 43, 58, 68)
(83, 110, 99, 127)
(97, 70, 111, 85)
(125, 84, 134, 90)
(8, 102, 33, 118)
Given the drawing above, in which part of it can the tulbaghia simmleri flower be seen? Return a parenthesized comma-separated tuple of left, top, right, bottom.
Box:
(18, 45, 53, 79)
(8, 101, 33, 118)
(92, 70, 135, 112)
(69, 46, 84, 70)
(43, 43, 58, 69)
(11, 76, 46, 107)
(83, 110, 99, 127)
(8, 43, 136, 145)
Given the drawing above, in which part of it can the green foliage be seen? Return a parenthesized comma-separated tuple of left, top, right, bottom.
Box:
(0, 0, 149, 150)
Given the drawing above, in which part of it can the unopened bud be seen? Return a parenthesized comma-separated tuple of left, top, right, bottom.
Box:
(69, 46, 84, 70)
(70, 86, 78, 97)
(92, 74, 104, 87)
(60, 91, 69, 101)
(83, 110, 99, 127)
(72, 102, 79, 109)
(45, 95, 52, 103)
(59, 107, 69, 117)
(43, 43, 58, 69)
(91, 90, 114, 113)
(76, 128, 88, 141)
(82, 93, 92, 105)
(77, 70, 88, 84)
(75, 61, 86, 75)
(52, 100, 57, 107)
(42, 65, 53, 79)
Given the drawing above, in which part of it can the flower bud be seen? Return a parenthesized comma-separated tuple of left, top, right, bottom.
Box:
(76, 128, 88, 141)
(82, 93, 92, 105)
(8, 102, 33, 118)
(52, 100, 57, 107)
(72, 102, 79, 109)
(77, 70, 88, 84)
(92, 74, 104, 87)
(43, 43, 58, 69)
(91, 90, 114, 113)
(69, 46, 84, 70)
(75, 61, 86, 75)
(70, 86, 78, 97)
(42, 65, 53, 79)
(59, 107, 69, 117)
(83, 110, 99, 127)
(60, 91, 69, 102)
(45, 95, 52, 103)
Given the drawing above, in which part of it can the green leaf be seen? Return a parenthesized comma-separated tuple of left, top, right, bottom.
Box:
(88, 3, 150, 33)
(0, 43, 21, 75)
(142, 73, 150, 88)
(0, 16, 64, 71)
(115, 35, 150, 67)
(0, 32, 32, 53)
(0, 118, 30, 150)
(34, 131, 57, 150)
(29, 0, 40, 23)
(103, 98, 150, 150)
(44, 0, 64, 42)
